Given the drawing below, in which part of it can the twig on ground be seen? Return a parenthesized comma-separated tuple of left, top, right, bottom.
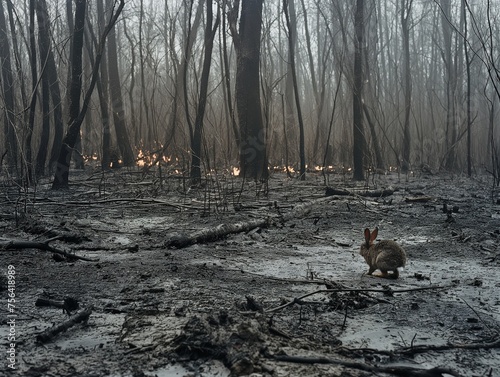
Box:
(36, 306, 94, 343)
(265, 285, 452, 313)
(269, 354, 462, 377)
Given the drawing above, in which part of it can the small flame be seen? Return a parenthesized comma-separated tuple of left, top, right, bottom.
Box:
(232, 167, 240, 176)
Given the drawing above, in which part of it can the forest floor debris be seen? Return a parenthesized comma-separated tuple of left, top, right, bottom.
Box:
(1, 170, 499, 376)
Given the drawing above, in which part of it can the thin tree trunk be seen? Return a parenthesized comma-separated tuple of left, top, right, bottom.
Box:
(52, 0, 125, 189)
(33, 0, 65, 174)
(284, 0, 306, 180)
(25, 0, 40, 183)
(107, 0, 135, 166)
(401, 0, 413, 173)
(353, 0, 365, 181)
(0, 0, 18, 174)
(221, 0, 239, 149)
(96, 0, 112, 169)
(35, 0, 51, 177)
(463, 0, 472, 176)
(190, 1, 220, 182)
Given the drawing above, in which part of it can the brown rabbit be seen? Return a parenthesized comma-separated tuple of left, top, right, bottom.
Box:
(359, 228, 406, 279)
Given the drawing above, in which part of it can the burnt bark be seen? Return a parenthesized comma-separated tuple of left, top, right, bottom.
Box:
(0, 0, 17, 174)
(52, 0, 125, 189)
(106, 0, 135, 166)
(229, 0, 268, 180)
(190, 1, 220, 182)
(352, 0, 365, 181)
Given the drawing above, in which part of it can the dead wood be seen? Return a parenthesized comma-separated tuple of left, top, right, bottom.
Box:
(269, 354, 462, 377)
(0, 238, 98, 262)
(326, 186, 395, 198)
(399, 336, 500, 355)
(36, 306, 94, 343)
(35, 296, 80, 315)
(36, 197, 191, 210)
(165, 197, 332, 248)
(166, 217, 274, 248)
(405, 196, 434, 203)
(265, 285, 452, 313)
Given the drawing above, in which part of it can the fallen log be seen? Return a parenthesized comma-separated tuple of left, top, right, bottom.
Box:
(36, 306, 94, 343)
(166, 217, 273, 248)
(270, 354, 462, 377)
(0, 238, 98, 262)
(165, 196, 326, 249)
(326, 186, 395, 198)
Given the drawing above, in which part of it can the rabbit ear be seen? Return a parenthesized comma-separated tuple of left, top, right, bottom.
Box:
(370, 227, 378, 242)
(364, 228, 371, 243)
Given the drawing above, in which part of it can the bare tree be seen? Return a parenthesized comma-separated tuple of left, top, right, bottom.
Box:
(440, 0, 458, 170)
(0, 0, 17, 174)
(353, 0, 366, 181)
(229, 0, 268, 180)
(190, 0, 220, 182)
(107, 0, 134, 166)
(25, 0, 38, 182)
(283, 0, 306, 180)
(52, 0, 125, 189)
(401, 0, 413, 173)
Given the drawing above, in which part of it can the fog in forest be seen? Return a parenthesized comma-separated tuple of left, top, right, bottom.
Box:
(0, 0, 499, 186)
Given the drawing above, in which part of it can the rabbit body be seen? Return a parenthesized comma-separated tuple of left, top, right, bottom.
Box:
(360, 228, 406, 279)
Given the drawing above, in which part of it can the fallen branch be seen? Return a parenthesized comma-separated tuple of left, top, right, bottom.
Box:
(326, 186, 395, 198)
(399, 336, 500, 355)
(270, 354, 462, 377)
(0, 238, 98, 262)
(166, 217, 274, 248)
(165, 196, 332, 249)
(36, 306, 94, 343)
(38, 197, 190, 210)
(265, 285, 452, 313)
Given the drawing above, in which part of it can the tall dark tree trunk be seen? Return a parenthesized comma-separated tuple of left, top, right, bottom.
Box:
(401, 0, 413, 173)
(190, 1, 220, 182)
(52, 0, 125, 189)
(0, 0, 17, 174)
(441, 0, 458, 170)
(352, 0, 365, 181)
(52, 0, 86, 188)
(463, 0, 472, 176)
(25, 0, 38, 182)
(34, 0, 65, 174)
(96, 0, 112, 169)
(283, 0, 306, 180)
(229, 0, 268, 180)
(107, 0, 135, 166)
(221, 0, 239, 151)
(35, 0, 53, 176)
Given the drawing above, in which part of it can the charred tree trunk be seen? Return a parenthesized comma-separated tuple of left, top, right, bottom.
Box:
(284, 0, 306, 180)
(35, 0, 54, 176)
(190, 1, 220, 183)
(441, 0, 458, 171)
(96, 0, 112, 169)
(26, 0, 38, 182)
(462, 0, 472, 176)
(0, 0, 18, 174)
(352, 0, 365, 181)
(52, 0, 86, 189)
(107, 0, 135, 166)
(401, 0, 413, 173)
(229, 0, 268, 180)
(52, 0, 124, 189)
(34, 0, 65, 174)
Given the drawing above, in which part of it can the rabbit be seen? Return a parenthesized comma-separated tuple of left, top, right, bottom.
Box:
(359, 228, 406, 279)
